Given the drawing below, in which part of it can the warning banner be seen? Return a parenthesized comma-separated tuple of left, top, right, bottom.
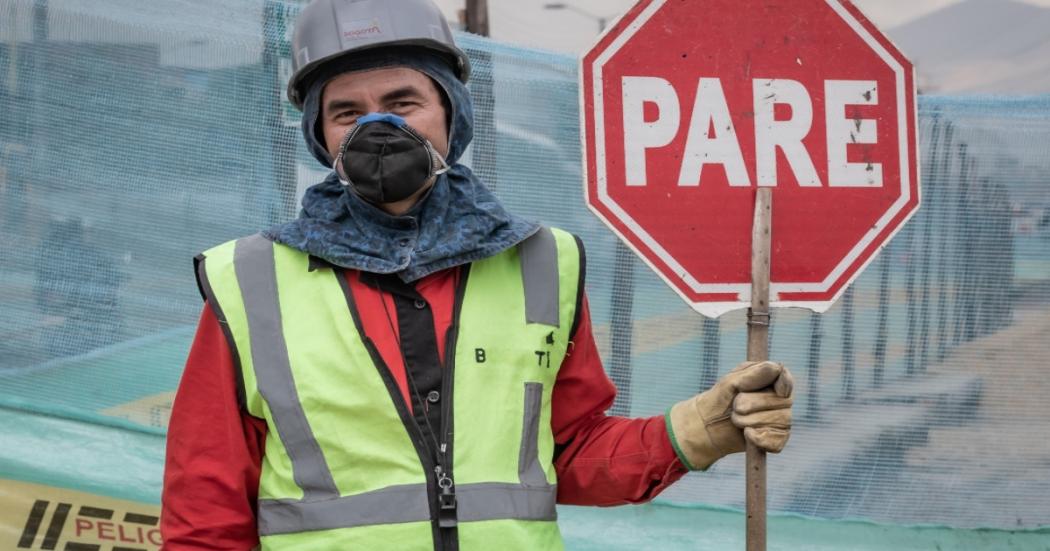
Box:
(100, 392, 175, 430)
(0, 479, 161, 551)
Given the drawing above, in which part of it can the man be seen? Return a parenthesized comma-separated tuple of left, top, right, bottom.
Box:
(160, 0, 794, 549)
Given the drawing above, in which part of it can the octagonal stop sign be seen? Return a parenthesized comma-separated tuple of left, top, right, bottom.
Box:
(582, 0, 919, 317)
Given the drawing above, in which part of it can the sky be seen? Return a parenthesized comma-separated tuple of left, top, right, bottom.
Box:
(432, 0, 1050, 54)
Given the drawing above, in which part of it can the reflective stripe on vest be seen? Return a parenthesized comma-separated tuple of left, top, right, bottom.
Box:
(233, 235, 340, 501)
(221, 230, 568, 537)
(519, 227, 560, 327)
(259, 482, 557, 535)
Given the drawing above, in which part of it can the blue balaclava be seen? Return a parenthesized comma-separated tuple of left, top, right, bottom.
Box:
(265, 47, 539, 282)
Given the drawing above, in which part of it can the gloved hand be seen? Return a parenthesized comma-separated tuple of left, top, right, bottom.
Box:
(667, 361, 794, 471)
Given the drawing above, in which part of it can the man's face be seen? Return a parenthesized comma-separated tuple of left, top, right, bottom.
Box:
(320, 67, 450, 215)
(321, 66, 450, 166)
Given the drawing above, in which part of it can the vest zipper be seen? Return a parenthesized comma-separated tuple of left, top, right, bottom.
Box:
(436, 341, 458, 529)
(435, 464, 456, 528)
(435, 266, 469, 550)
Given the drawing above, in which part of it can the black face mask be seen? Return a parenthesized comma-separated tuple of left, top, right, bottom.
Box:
(334, 113, 449, 205)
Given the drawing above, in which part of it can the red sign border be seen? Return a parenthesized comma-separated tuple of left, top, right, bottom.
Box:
(580, 0, 920, 317)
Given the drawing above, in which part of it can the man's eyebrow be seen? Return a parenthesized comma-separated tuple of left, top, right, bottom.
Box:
(379, 86, 424, 104)
(325, 99, 362, 115)
(324, 86, 425, 116)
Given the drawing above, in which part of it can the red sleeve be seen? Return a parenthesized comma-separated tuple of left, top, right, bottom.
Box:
(552, 295, 688, 506)
(161, 305, 266, 550)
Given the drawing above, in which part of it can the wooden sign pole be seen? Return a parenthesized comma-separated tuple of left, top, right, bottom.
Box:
(746, 187, 772, 551)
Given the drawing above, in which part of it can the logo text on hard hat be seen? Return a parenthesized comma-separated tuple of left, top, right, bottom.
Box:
(342, 18, 383, 40)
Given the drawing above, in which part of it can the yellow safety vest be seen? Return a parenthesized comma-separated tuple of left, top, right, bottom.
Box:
(195, 227, 582, 550)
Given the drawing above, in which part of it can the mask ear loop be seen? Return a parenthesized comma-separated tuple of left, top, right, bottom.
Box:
(431, 144, 451, 176)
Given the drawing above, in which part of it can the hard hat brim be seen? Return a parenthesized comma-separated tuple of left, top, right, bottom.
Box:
(286, 40, 471, 111)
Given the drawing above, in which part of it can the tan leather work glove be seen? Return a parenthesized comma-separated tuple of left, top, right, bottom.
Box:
(666, 361, 794, 471)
